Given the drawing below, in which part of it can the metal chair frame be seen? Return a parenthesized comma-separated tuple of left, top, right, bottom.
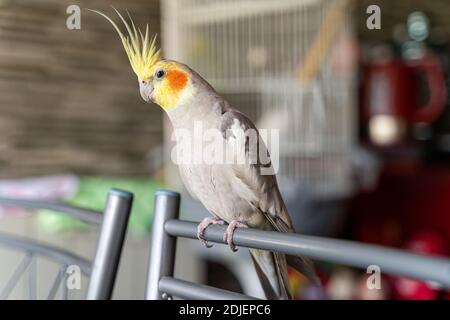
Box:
(145, 191, 450, 300)
(0, 189, 133, 300)
(2, 188, 449, 300)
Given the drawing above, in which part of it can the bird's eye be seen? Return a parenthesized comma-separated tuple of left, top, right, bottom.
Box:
(155, 69, 165, 79)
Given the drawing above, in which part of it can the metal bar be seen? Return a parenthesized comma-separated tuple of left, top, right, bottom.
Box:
(47, 269, 62, 300)
(0, 197, 102, 225)
(165, 220, 450, 289)
(86, 189, 133, 300)
(0, 253, 33, 299)
(0, 233, 91, 276)
(61, 265, 68, 300)
(28, 257, 37, 300)
(179, 0, 320, 26)
(145, 190, 180, 300)
(159, 277, 259, 300)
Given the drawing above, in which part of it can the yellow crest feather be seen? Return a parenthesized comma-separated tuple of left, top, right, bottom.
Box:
(89, 8, 161, 80)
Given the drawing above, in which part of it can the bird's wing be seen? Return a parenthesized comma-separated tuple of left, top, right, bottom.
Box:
(178, 164, 199, 200)
(220, 109, 294, 233)
(220, 109, 320, 291)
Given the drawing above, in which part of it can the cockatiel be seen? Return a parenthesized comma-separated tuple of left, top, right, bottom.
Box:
(92, 9, 319, 300)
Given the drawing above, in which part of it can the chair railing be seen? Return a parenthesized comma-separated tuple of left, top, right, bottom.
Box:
(0, 189, 133, 300)
(0, 197, 103, 225)
(0, 234, 92, 300)
(146, 190, 450, 300)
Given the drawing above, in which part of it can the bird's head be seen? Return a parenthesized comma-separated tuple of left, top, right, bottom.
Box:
(139, 60, 195, 110)
(91, 9, 195, 110)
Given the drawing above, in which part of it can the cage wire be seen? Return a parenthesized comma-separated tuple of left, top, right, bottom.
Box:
(163, 0, 357, 198)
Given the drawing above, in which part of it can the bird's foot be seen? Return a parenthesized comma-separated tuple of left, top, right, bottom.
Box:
(223, 220, 248, 252)
(197, 217, 225, 248)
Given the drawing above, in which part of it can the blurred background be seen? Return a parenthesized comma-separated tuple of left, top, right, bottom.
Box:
(0, 0, 449, 300)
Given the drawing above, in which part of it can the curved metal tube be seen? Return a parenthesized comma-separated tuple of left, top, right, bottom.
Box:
(165, 219, 450, 289)
(159, 277, 259, 300)
(0, 197, 102, 225)
(0, 233, 91, 275)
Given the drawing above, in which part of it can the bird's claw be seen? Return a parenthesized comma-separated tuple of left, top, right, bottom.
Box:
(197, 217, 224, 248)
(223, 220, 248, 252)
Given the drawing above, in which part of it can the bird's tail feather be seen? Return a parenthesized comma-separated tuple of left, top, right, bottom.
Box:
(249, 249, 321, 300)
(249, 249, 291, 300)
(286, 255, 321, 286)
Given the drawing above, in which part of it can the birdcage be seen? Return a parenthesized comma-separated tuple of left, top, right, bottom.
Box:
(162, 0, 357, 199)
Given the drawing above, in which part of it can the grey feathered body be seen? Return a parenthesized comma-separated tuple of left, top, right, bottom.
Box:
(166, 62, 317, 299)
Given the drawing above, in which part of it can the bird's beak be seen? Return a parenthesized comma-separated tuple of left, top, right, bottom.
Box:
(139, 80, 154, 103)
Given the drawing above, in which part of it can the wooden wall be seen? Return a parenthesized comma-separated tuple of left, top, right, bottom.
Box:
(2, 0, 448, 179)
(0, 0, 163, 178)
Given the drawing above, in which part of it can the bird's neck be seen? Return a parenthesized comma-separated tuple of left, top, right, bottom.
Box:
(166, 92, 224, 130)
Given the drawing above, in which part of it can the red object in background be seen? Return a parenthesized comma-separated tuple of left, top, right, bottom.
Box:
(391, 231, 445, 300)
(362, 53, 447, 125)
(391, 277, 438, 300)
(350, 164, 450, 299)
(406, 231, 445, 255)
(351, 165, 450, 249)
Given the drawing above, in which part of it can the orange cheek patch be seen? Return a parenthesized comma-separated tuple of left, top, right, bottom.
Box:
(167, 70, 188, 93)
